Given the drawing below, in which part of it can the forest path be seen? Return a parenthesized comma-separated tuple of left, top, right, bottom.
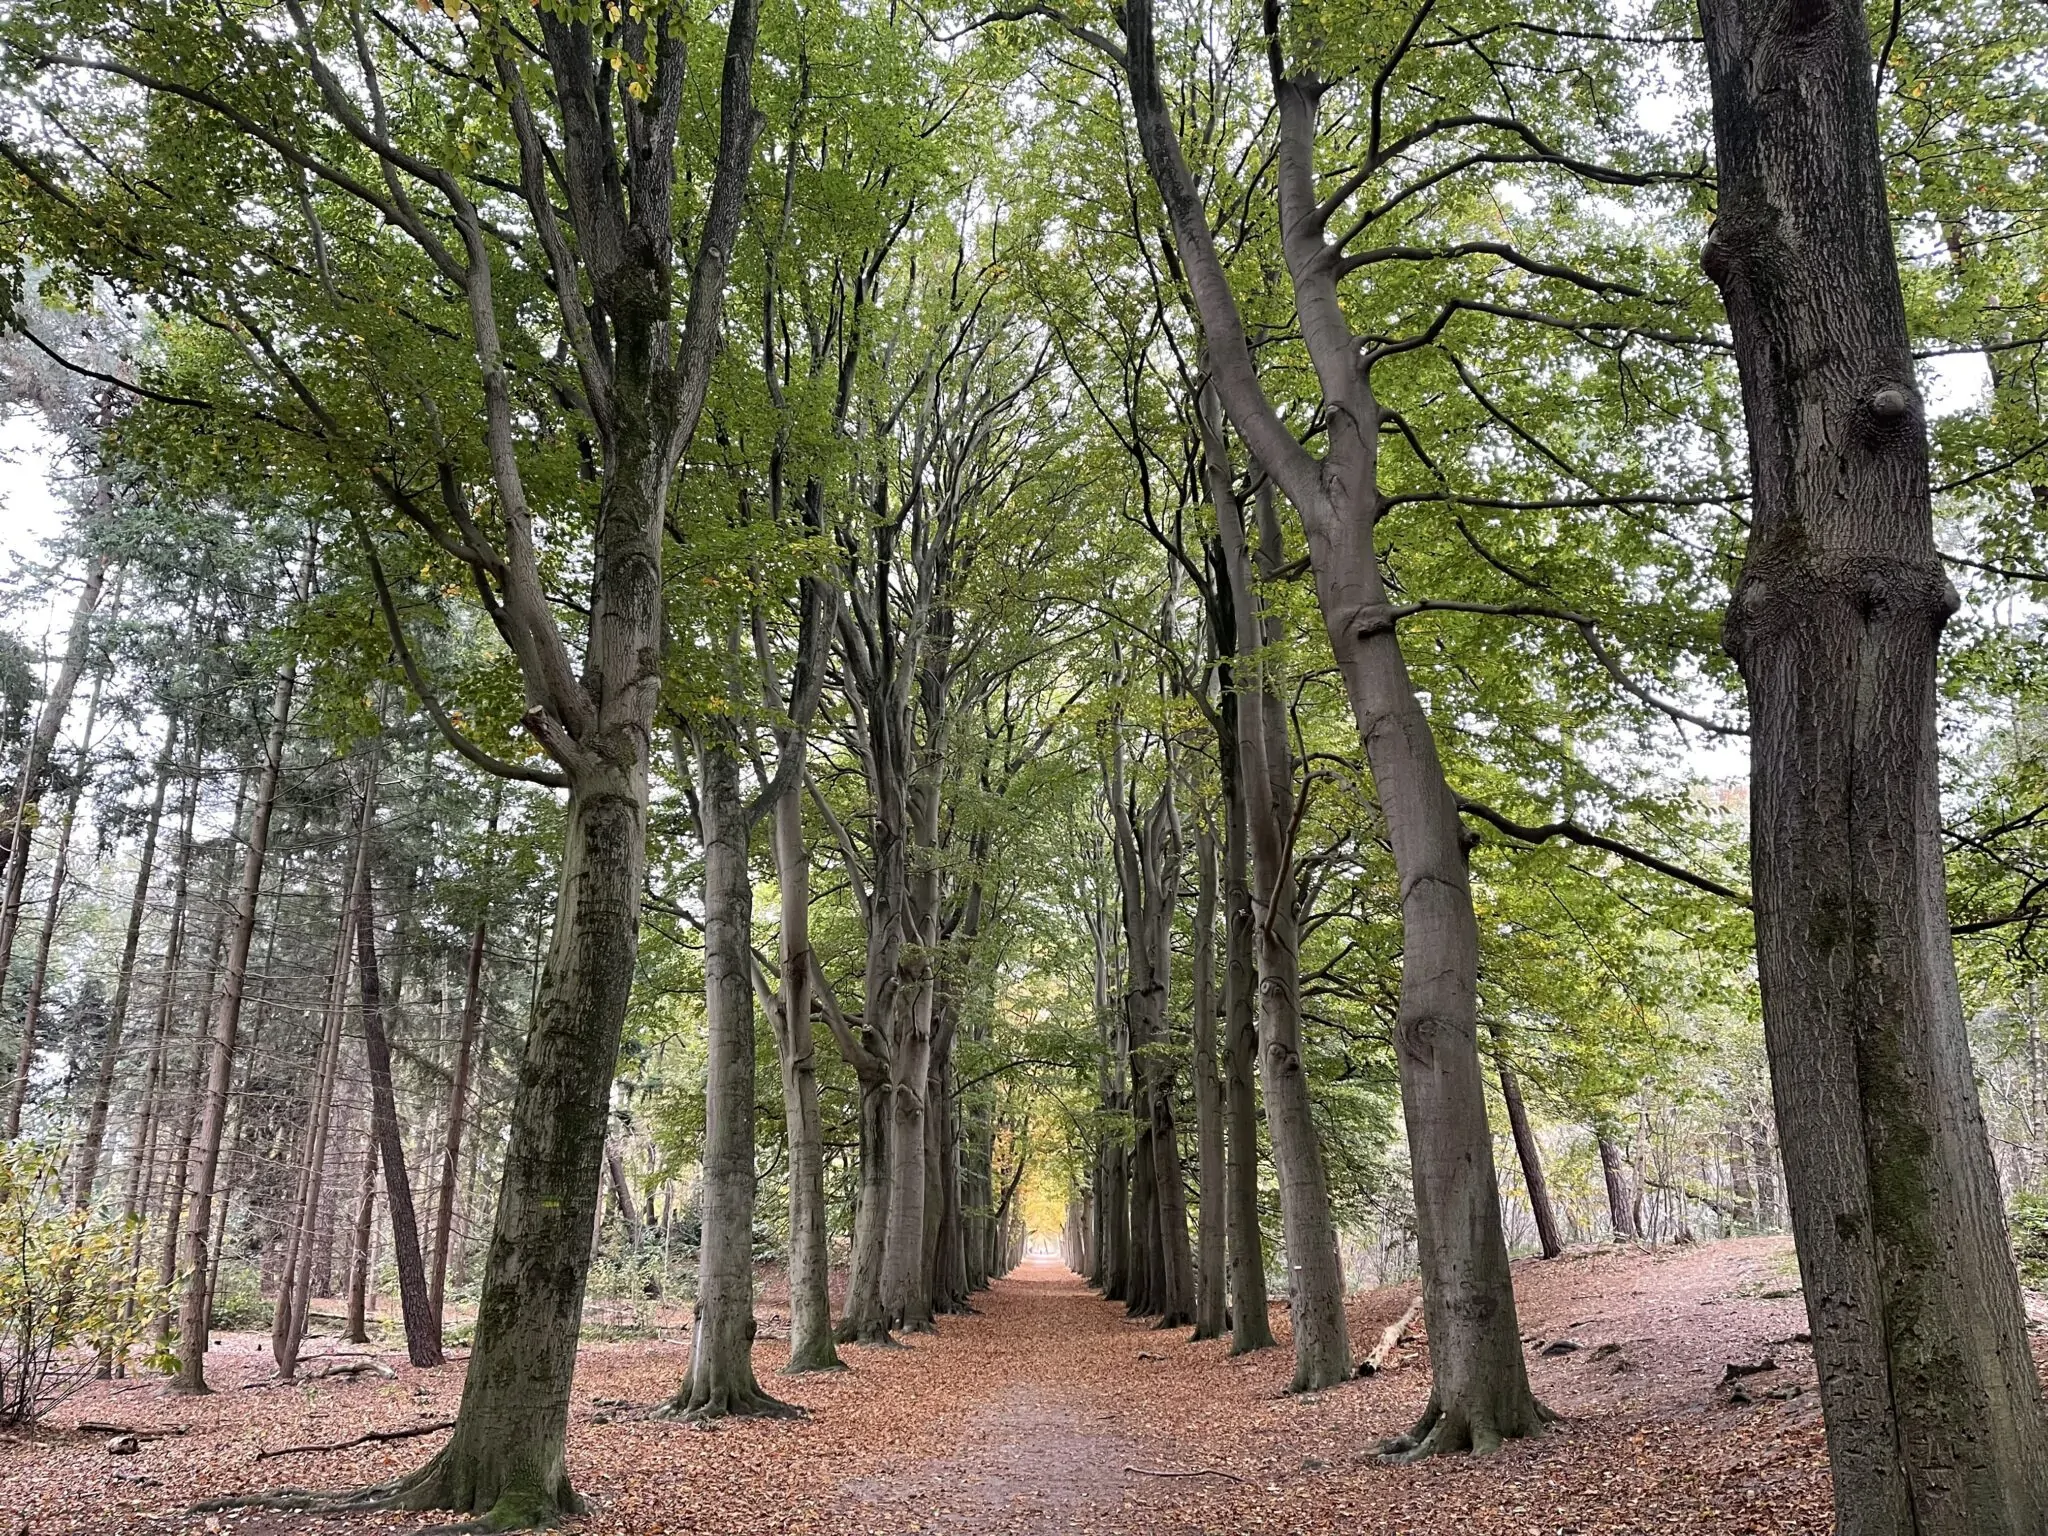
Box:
(7, 1239, 1849, 1535)
(831, 1259, 1191, 1533)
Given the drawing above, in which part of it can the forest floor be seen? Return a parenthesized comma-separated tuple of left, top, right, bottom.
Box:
(7, 1235, 1998, 1535)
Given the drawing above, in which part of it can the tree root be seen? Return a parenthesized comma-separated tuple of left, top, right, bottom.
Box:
(779, 1351, 848, 1377)
(193, 1444, 582, 1530)
(834, 1317, 899, 1348)
(657, 1383, 805, 1424)
(255, 1418, 455, 1460)
(1376, 1391, 1556, 1462)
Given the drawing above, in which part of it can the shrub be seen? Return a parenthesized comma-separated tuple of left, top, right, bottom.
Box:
(206, 1258, 272, 1331)
(2012, 1191, 2048, 1291)
(0, 1144, 170, 1425)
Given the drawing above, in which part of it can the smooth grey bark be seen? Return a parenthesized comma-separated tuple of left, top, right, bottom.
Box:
(171, 631, 298, 1394)
(1118, 0, 1540, 1444)
(881, 646, 954, 1334)
(1189, 822, 1228, 1339)
(604, 1140, 641, 1251)
(1206, 443, 1347, 1392)
(1108, 755, 1197, 1328)
(671, 721, 788, 1419)
(1699, 0, 2048, 1526)
(72, 717, 177, 1207)
(1219, 704, 1275, 1353)
(771, 790, 843, 1372)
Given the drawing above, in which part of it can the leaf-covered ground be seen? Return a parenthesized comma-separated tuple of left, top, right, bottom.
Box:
(8, 1236, 1994, 1534)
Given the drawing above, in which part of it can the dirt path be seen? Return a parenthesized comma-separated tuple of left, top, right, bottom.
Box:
(833, 1260, 1196, 1534)
(4, 1239, 1882, 1534)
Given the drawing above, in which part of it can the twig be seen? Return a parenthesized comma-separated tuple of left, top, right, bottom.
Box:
(76, 1421, 188, 1439)
(254, 1419, 455, 1461)
(1123, 1464, 1245, 1481)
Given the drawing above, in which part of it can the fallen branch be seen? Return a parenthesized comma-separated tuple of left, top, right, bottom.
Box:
(1123, 1464, 1245, 1482)
(254, 1419, 455, 1461)
(1357, 1294, 1425, 1377)
(77, 1421, 187, 1439)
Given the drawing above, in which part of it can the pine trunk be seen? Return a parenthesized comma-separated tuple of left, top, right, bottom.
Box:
(1598, 1134, 1637, 1242)
(430, 915, 488, 1322)
(172, 648, 297, 1395)
(354, 830, 444, 1368)
(73, 718, 178, 1207)
(6, 656, 104, 1136)
(0, 547, 108, 991)
(1490, 1028, 1562, 1260)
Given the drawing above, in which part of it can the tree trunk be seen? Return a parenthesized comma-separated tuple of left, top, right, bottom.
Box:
(1749, 1120, 1778, 1229)
(155, 817, 240, 1350)
(346, 1132, 376, 1345)
(172, 640, 298, 1395)
(838, 1067, 894, 1343)
(881, 969, 935, 1331)
(1726, 1124, 1757, 1232)
(1597, 1134, 1637, 1242)
(604, 1142, 641, 1252)
(273, 871, 351, 1379)
(1127, 3, 1539, 1445)
(1190, 823, 1228, 1339)
(1489, 1025, 1562, 1260)
(1699, 0, 2048, 1524)
(430, 914, 488, 1323)
(73, 717, 177, 1207)
(1110, 766, 1197, 1328)
(6, 650, 105, 1137)
(1220, 730, 1274, 1353)
(0, 545, 108, 993)
(770, 789, 842, 1371)
(354, 810, 445, 1368)
(673, 721, 785, 1418)
(1211, 469, 1347, 1391)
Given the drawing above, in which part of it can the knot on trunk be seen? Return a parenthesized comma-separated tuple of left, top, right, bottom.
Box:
(1352, 605, 1399, 644)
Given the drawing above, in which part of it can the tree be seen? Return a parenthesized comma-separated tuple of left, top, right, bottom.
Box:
(1698, 0, 2048, 1527)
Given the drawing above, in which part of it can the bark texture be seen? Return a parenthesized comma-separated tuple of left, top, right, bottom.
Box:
(1700, 0, 2048, 1525)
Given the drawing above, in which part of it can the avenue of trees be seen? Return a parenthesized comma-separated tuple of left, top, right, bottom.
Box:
(0, 0, 2043, 1530)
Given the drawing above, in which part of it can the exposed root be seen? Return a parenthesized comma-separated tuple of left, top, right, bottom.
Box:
(658, 1384, 805, 1424)
(834, 1316, 899, 1348)
(1376, 1390, 1553, 1463)
(192, 1446, 580, 1530)
(779, 1351, 848, 1377)
(1286, 1358, 1353, 1394)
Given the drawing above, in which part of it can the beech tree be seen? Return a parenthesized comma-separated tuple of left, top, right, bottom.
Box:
(1699, 0, 2048, 1525)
